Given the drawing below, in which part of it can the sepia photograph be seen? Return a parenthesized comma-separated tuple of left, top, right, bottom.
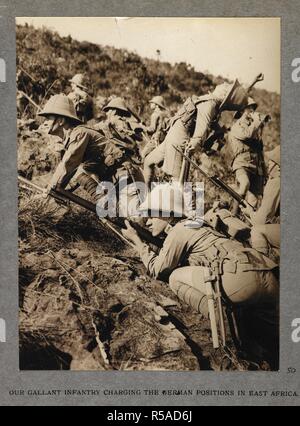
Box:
(16, 17, 280, 372)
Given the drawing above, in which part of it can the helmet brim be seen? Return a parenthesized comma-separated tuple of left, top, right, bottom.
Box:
(38, 110, 82, 123)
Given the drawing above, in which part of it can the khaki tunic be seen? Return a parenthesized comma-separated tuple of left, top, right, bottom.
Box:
(146, 109, 169, 144)
(147, 98, 219, 179)
(137, 221, 278, 313)
(228, 116, 265, 176)
(252, 146, 280, 225)
(139, 222, 276, 279)
(68, 89, 94, 122)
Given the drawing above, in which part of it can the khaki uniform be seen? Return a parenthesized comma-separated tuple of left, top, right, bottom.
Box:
(68, 89, 94, 123)
(147, 109, 169, 143)
(105, 114, 143, 144)
(144, 95, 220, 183)
(251, 224, 280, 256)
(252, 145, 280, 225)
(49, 125, 143, 216)
(141, 108, 170, 159)
(137, 221, 278, 317)
(228, 114, 266, 206)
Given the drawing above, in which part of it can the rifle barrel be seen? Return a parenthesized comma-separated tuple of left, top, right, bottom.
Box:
(173, 145, 251, 209)
(18, 176, 162, 249)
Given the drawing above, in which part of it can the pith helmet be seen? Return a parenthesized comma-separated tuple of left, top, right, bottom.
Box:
(139, 183, 186, 218)
(69, 74, 89, 91)
(234, 97, 258, 119)
(103, 97, 131, 114)
(149, 96, 166, 109)
(38, 94, 82, 123)
(216, 79, 248, 111)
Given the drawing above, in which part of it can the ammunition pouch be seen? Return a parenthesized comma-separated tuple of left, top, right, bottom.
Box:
(205, 208, 251, 241)
(172, 95, 213, 129)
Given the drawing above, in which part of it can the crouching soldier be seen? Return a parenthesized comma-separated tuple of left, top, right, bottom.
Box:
(143, 79, 249, 187)
(122, 183, 279, 359)
(38, 94, 144, 217)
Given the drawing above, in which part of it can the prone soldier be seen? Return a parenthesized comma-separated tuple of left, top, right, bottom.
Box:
(121, 184, 279, 347)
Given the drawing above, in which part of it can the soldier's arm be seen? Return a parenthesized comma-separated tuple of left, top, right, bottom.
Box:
(190, 101, 218, 149)
(232, 114, 262, 141)
(138, 227, 188, 281)
(48, 130, 89, 189)
(146, 112, 160, 134)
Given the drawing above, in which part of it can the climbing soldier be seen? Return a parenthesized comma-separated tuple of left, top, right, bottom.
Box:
(228, 103, 270, 215)
(89, 95, 108, 131)
(141, 96, 170, 159)
(102, 97, 144, 145)
(143, 79, 249, 188)
(68, 73, 94, 123)
(37, 94, 144, 217)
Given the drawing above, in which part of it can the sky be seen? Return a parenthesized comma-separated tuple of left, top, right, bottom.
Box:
(16, 17, 281, 93)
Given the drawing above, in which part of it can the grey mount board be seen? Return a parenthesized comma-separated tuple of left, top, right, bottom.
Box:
(0, 0, 299, 406)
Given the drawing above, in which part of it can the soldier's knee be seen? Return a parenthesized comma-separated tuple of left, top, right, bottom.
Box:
(236, 169, 250, 194)
(169, 269, 208, 317)
(169, 269, 182, 290)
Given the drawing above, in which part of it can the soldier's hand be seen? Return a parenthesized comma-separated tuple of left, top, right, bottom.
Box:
(42, 187, 50, 199)
(122, 220, 140, 244)
(42, 185, 54, 199)
(240, 202, 255, 219)
(186, 138, 199, 154)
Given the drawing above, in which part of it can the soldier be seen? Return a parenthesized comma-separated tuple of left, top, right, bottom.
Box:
(141, 96, 170, 159)
(241, 146, 280, 217)
(228, 105, 270, 215)
(88, 95, 107, 131)
(38, 94, 144, 217)
(252, 145, 280, 225)
(250, 224, 280, 257)
(143, 79, 249, 188)
(242, 146, 280, 257)
(102, 97, 144, 146)
(233, 96, 258, 120)
(121, 184, 279, 337)
(68, 73, 94, 123)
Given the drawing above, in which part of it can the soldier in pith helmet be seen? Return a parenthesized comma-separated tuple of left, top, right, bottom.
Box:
(143, 79, 249, 187)
(68, 73, 94, 123)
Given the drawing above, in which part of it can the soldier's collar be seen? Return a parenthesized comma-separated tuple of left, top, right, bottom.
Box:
(164, 223, 174, 235)
(63, 128, 73, 148)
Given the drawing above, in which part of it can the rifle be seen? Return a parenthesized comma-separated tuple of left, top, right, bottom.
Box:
(18, 90, 41, 111)
(18, 176, 163, 249)
(247, 72, 264, 93)
(173, 145, 254, 210)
